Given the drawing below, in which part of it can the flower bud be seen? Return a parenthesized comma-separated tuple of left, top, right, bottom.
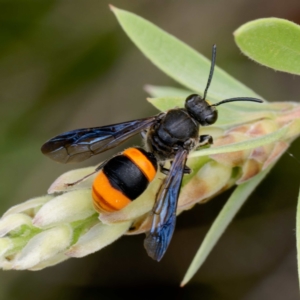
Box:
(48, 167, 96, 194)
(0, 213, 32, 237)
(66, 221, 131, 257)
(33, 190, 95, 228)
(0, 238, 12, 257)
(11, 224, 72, 270)
(3, 195, 53, 217)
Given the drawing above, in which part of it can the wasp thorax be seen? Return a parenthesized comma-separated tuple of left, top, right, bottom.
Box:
(185, 94, 218, 126)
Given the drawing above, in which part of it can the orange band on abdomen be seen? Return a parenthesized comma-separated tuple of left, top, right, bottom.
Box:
(123, 148, 156, 182)
(92, 170, 131, 212)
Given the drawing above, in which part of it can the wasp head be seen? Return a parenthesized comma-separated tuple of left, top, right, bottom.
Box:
(185, 94, 218, 126)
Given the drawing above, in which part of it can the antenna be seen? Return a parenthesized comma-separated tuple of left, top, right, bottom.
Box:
(203, 44, 217, 101)
(211, 97, 263, 107)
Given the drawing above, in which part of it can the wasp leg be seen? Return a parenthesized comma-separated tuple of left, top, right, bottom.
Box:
(198, 134, 213, 146)
(160, 162, 191, 175)
(65, 159, 108, 187)
(195, 135, 213, 151)
(159, 163, 170, 175)
(183, 165, 191, 174)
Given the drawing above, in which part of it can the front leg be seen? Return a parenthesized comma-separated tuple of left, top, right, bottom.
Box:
(195, 135, 213, 151)
(199, 134, 213, 146)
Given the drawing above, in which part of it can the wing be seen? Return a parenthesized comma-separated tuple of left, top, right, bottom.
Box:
(144, 148, 188, 261)
(41, 117, 157, 163)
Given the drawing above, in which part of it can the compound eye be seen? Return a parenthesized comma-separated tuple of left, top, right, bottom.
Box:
(205, 112, 218, 125)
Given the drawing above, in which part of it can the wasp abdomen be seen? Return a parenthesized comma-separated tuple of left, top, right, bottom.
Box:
(92, 147, 157, 212)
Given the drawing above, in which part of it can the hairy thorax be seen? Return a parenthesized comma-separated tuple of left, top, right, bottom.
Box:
(146, 109, 199, 161)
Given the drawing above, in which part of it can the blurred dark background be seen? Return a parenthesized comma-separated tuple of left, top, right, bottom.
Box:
(1, 1, 300, 299)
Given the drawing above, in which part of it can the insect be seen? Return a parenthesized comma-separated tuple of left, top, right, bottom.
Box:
(41, 45, 263, 261)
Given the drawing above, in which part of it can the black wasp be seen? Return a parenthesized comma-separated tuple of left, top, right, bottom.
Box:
(41, 45, 263, 261)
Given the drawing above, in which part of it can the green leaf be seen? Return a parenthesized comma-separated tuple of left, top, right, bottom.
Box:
(145, 85, 192, 98)
(297, 186, 300, 290)
(181, 166, 271, 287)
(234, 18, 300, 75)
(147, 96, 185, 112)
(111, 6, 261, 101)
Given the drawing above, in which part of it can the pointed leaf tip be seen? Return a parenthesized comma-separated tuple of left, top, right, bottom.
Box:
(109, 4, 116, 12)
(112, 7, 260, 99)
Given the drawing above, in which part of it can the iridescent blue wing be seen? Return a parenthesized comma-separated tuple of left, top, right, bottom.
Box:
(41, 117, 156, 163)
(144, 148, 188, 261)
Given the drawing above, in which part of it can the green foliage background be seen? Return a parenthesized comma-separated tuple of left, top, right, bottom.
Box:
(0, 1, 300, 299)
